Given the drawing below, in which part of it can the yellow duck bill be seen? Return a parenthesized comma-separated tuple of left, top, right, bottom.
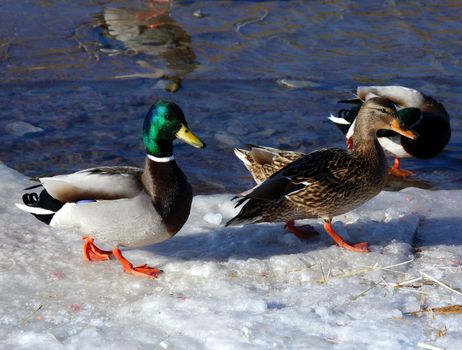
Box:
(176, 124, 206, 148)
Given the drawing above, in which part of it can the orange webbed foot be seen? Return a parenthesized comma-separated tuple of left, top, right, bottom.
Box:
(338, 241, 369, 253)
(127, 265, 162, 278)
(388, 167, 415, 177)
(323, 222, 369, 253)
(284, 220, 319, 239)
(82, 236, 112, 261)
(388, 158, 415, 177)
(112, 249, 162, 279)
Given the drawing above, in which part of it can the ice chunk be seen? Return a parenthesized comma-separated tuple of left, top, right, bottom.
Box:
(203, 212, 222, 225)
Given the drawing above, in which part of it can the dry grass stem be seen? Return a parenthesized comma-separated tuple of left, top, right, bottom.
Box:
(317, 263, 331, 284)
(406, 304, 462, 316)
(417, 341, 444, 350)
(419, 271, 462, 297)
(351, 282, 379, 301)
(381, 268, 409, 275)
(336, 259, 414, 279)
(393, 277, 423, 287)
(19, 304, 43, 326)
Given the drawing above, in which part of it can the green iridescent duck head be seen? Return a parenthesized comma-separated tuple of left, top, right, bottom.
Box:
(143, 100, 205, 158)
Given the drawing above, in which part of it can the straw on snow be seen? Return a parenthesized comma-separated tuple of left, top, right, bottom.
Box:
(417, 342, 444, 350)
(419, 271, 462, 297)
(335, 259, 415, 279)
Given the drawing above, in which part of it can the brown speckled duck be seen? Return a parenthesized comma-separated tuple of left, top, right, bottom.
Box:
(227, 97, 418, 252)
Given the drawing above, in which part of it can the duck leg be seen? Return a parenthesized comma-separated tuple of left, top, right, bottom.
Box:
(112, 248, 162, 279)
(388, 158, 415, 177)
(82, 236, 112, 261)
(284, 220, 319, 239)
(322, 221, 368, 252)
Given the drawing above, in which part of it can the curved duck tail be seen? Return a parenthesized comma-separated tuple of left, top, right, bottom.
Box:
(16, 189, 64, 224)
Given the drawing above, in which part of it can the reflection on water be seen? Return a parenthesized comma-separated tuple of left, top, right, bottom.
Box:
(95, 0, 198, 86)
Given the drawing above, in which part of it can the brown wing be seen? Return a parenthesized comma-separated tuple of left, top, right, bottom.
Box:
(241, 148, 352, 202)
(235, 145, 304, 183)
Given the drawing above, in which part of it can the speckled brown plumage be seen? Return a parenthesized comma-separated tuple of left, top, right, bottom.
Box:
(234, 145, 304, 184)
(227, 97, 418, 252)
(230, 143, 387, 223)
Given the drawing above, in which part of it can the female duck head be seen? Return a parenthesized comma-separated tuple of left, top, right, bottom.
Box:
(143, 100, 205, 157)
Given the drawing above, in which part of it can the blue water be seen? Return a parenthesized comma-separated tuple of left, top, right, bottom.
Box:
(1, 0, 461, 193)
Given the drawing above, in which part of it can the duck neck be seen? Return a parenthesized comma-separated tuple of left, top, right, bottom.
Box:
(142, 156, 178, 204)
(142, 156, 192, 234)
(351, 120, 387, 172)
(145, 139, 173, 159)
(352, 136, 386, 164)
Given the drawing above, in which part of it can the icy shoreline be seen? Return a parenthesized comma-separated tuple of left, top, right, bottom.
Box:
(1, 162, 461, 350)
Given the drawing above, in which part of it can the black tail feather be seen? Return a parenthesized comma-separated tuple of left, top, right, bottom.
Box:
(234, 197, 248, 208)
(24, 183, 43, 191)
(225, 216, 244, 227)
(22, 189, 64, 225)
(331, 104, 362, 136)
(338, 98, 362, 104)
(226, 197, 264, 227)
(23, 192, 40, 206)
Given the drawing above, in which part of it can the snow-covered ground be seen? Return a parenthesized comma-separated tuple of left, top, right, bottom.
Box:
(1, 162, 461, 350)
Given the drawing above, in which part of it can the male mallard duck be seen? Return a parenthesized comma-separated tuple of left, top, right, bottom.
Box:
(227, 98, 418, 252)
(329, 85, 451, 177)
(16, 100, 205, 278)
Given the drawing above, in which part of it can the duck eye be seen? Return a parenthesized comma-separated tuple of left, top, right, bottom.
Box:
(165, 114, 172, 120)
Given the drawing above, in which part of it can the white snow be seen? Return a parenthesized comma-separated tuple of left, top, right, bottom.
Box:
(1, 161, 462, 350)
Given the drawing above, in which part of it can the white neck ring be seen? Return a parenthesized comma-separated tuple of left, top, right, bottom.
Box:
(147, 154, 175, 163)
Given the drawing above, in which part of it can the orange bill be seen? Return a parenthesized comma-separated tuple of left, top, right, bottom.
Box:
(390, 119, 418, 140)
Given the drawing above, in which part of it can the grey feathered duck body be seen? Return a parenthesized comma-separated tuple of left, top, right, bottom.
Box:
(17, 101, 205, 278)
(45, 160, 192, 249)
(227, 98, 418, 252)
